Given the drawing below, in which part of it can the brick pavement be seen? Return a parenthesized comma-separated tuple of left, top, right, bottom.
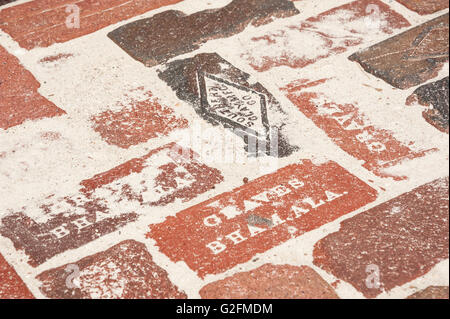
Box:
(0, 0, 448, 299)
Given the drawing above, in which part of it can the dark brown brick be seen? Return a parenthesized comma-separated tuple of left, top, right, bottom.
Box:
(407, 286, 449, 299)
(158, 53, 298, 157)
(200, 264, 339, 299)
(407, 77, 449, 133)
(0, 0, 17, 6)
(37, 240, 187, 299)
(108, 0, 299, 67)
(349, 14, 449, 89)
(314, 177, 449, 298)
(396, 0, 449, 15)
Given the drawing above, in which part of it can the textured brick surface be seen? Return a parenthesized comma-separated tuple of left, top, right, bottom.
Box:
(108, 0, 299, 67)
(200, 264, 339, 299)
(37, 240, 187, 299)
(0, 253, 34, 299)
(407, 77, 449, 133)
(148, 160, 377, 278)
(0, 143, 222, 266)
(396, 0, 449, 15)
(349, 14, 449, 89)
(0, 0, 185, 50)
(158, 53, 297, 157)
(407, 286, 449, 299)
(0, 45, 65, 130)
(314, 177, 449, 298)
(282, 78, 434, 180)
(241, 0, 410, 72)
(0, 0, 448, 300)
(91, 89, 188, 148)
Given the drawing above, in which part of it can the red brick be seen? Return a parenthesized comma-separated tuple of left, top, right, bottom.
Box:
(200, 264, 339, 299)
(241, 0, 410, 72)
(349, 14, 449, 89)
(148, 160, 377, 278)
(0, 143, 223, 266)
(37, 240, 187, 299)
(282, 78, 434, 180)
(80, 143, 223, 205)
(396, 0, 449, 15)
(0, 45, 65, 130)
(92, 89, 188, 149)
(313, 177, 449, 298)
(0, 253, 34, 299)
(0, 0, 185, 50)
(407, 286, 449, 299)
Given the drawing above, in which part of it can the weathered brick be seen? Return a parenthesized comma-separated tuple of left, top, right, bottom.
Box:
(200, 264, 339, 299)
(407, 286, 449, 299)
(158, 53, 297, 157)
(407, 77, 449, 133)
(0, 0, 185, 50)
(241, 0, 410, 72)
(0, 0, 16, 6)
(92, 89, 188, 149)
(314, 177, 449, 298)
(282, 78, 433, 180)
(0, 253, 34, 299)
(349, 14, 449, 89)
(37, 240, 187, 299)
(148, 160, 377, 278)
(108, 0, 299, 67)
(396, 0, 449, 15)
(0, 45, 65, 130)
(0, 143, 223, 266)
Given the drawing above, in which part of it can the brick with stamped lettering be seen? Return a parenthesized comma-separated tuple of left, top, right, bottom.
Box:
(0, 143, 223, 266)
(37, 240, 187, 299)
(349, 13, 449, 89)
(158, 53, 298, 157)
(282, 78, 434, 180)
(148, 160, 377, 278)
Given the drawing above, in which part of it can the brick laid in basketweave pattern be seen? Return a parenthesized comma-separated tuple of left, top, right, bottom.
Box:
(148, 160, 377, 278)
(396, 0, 449, 15)
(407, 77, 449, 133)
(0, 45, 66, 130)
(313, 177, 449, 298)
(0, 0, 185, 50)
(200, 264, 339, 299)
(349, 13, 449, 89)
(0, 143, 222, 266)
(108, 0, 299, 67)
(37, 240, 187, 299)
